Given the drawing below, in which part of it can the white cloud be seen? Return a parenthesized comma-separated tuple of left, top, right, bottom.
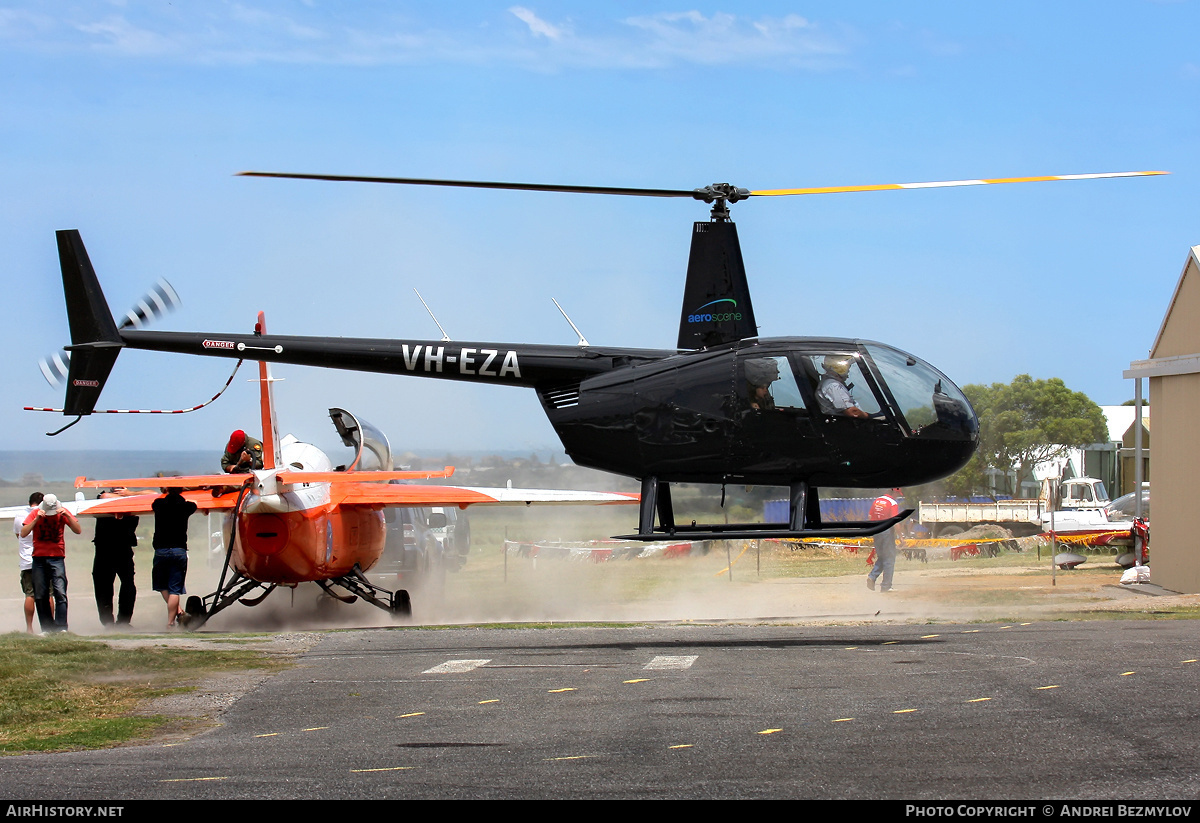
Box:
(620, 10, 843, 68)
(508, 6, 566, 40)
(0, 5, 850, 71)
(75, 15, 175, 56)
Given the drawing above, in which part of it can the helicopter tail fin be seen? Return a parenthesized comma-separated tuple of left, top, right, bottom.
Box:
(56, 230, 124, 416)
(676, 221, 758, 350)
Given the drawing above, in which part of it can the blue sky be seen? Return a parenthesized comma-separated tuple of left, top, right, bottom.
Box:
(1, 1, 1196, 459)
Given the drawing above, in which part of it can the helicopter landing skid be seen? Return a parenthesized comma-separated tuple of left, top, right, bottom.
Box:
(321, 566, 412, 618)
(180, 566, 411, 630)
(612, 515, 913, 542)
(617, 476, 914, 542)
(181, 572, 275, 630)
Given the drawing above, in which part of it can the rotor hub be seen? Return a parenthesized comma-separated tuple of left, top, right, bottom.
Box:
(691, 183, 751, 221)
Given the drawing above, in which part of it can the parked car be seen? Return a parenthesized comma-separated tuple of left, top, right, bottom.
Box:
(429, 506, 470, 571)
(373, 503, 449, 592)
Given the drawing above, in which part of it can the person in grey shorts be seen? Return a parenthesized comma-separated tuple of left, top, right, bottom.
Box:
(13, 492, 46, 634)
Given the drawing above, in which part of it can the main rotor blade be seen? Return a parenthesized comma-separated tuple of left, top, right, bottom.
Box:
(238, 171, 697, 199)
(749, 170, 1168, 197)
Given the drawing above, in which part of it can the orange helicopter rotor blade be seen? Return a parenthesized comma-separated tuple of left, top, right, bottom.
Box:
(749, 170, 1168, 197)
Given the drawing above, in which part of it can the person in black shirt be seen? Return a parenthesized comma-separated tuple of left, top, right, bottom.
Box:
(151, 487, 197, 628)
(92, 488, 139, 627)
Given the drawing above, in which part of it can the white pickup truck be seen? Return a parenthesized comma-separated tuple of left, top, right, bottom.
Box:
(919, 478, 1111, 538)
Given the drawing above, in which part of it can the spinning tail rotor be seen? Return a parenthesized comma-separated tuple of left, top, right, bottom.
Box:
(38, 269, 180, 388)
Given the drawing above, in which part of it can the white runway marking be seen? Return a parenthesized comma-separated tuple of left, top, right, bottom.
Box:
(644, 655, 698, 671)
(423, 659, 492, 674)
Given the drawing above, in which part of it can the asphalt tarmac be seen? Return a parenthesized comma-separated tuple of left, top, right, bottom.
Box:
(0, 620, 1197, 800)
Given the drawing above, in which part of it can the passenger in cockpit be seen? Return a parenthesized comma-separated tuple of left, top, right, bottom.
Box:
(816, 356, 868, 419)
(744, 358, 779, 411)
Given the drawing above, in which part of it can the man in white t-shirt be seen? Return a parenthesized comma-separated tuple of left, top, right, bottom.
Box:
(13, 492, 46, 634)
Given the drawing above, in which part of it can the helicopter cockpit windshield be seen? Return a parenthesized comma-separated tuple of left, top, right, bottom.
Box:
(862, 343, 977, 439)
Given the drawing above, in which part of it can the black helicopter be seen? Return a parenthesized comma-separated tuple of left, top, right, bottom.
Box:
(48, 169, 1164, 541)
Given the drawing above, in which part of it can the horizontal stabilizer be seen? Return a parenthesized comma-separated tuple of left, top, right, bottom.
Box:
(275, 467, 455, 484)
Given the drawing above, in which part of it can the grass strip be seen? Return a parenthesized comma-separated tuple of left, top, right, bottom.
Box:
(0, 633, 283, 753)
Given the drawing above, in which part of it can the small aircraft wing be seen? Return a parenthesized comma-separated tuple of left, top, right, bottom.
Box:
(76, 490, 237, 515)
(74, 474, 249, 490)
(0, 489, 236, 521)
(332, 483, 638, 508)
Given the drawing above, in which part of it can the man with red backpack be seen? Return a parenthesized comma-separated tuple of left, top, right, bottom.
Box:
(20, 493, 82, 633)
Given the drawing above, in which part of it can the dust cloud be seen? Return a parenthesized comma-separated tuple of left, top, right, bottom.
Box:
(0, 503, 1147, 636)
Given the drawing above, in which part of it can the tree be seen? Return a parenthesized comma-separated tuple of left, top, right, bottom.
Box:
(945, 375, 1108, 498)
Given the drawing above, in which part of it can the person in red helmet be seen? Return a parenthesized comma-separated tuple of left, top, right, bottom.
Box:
(221, 429, 264, 474)
(866, 489, 902, 592)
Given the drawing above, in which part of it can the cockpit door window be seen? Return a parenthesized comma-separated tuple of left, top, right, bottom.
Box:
(803, 354, 883, 418)
(741, 355, 807, 412)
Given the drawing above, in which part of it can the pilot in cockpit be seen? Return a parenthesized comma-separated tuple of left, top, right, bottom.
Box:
(816, 355, 869, 419)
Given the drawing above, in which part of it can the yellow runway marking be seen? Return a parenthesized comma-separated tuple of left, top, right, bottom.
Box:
(478, 700, 499, 704)
(1184, 659, 1197, 664)
(625, 679, 650, 684)
(921, 635, 939, 639)
(962, 630, 980, 633)
(351, 767, 413, 773)
(967, 698, 992, 703)
(549, 688, 576, 693)
(883, 641, 898, 645)
(893, 709, 917, 714)
(1020, 623, 1032, 626)
(1000, 626, 1012, 629)
(304, 726, 329, 731)
(1120, 671, 1135, 676)
(843, 647, 858, 650)
(669, 744, 693, 749)
(397, 712, 425, 718)
(160, 777, 228, 783)
(758, 728, 783, 735)
(254, 733, 280, 738)
(833, 718, 854, 723)
(546, 755, 594, 761)
(1036, 685, 1060, 690)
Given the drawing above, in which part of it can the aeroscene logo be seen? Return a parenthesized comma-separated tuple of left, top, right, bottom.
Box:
(687, 298, 742, 324)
